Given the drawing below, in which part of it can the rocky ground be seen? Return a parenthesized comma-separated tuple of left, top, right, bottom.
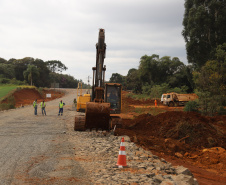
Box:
(69, 131, 198, 185)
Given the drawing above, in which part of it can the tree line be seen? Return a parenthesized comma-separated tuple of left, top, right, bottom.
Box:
(0, 57, 87, 88)
(109, 0, 226, 116)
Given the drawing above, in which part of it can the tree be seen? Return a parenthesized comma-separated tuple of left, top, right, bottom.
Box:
(32, 59, 50, 87)
(138, 54, 160, 86)
(13, 58, 33, 81)
(182, 0, 226, 68)
(193, 43, 226, 115)
(126, 68, 142, 93)
(23, 65, 39, 86)
(0, 63, 15, 79)
(46, 60, 68, 73)
(0, 57, 7, 64)
(109, 73, 124, 83)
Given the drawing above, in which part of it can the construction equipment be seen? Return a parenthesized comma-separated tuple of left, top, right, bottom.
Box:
(74, 29, 122, 131)
(162, 92, 198, 107)
(75, 82, 91, 112)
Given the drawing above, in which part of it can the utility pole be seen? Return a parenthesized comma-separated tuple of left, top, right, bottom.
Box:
(88, 76, 91, 94)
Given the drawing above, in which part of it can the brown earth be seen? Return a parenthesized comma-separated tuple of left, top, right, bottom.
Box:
(1, 88, 64, 107)
(2, 89, 226, 184)
(115, 91, 226, 185)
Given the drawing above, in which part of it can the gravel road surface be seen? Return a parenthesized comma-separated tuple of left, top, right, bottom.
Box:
(0, 89, 90, 184)
(0, 89, 197, 185)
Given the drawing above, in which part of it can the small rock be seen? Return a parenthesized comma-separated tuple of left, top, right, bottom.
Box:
(176, 166, 193, 177)
(175, 152, 183, 158)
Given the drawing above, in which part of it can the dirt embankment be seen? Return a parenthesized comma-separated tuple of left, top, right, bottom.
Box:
(116, 91, 226, 184)
(1, 88, 64, 107)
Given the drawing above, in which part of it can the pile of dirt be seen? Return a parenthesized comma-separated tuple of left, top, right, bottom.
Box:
(115, 111, 226, 174)
(116, 111, 226, 150)
(1, 88, 64, 107)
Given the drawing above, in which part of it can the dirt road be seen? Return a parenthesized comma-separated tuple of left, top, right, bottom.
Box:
(0, 89, 90, 184)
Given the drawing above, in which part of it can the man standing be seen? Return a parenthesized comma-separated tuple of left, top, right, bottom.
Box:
(33, 99, 38, 115)
(58, 100, 65, 116)
(41, 100, 46, 116)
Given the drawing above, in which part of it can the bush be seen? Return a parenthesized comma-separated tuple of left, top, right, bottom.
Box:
(218, 107, 226, 115)
(0, 78, 10, 84)
(0, 103, 15, 111)
(184, 101, 199, 112)
(7, 95, 15, 106)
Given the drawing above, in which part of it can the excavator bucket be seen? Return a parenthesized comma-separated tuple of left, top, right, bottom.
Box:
(85, 102, 110, 131)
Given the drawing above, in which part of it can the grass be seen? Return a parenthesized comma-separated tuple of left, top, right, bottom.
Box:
(133, 107, 166, 116)
(0, 85, 18, 100)
(126, 93, 152, 100)
(0, 84, 36, 102)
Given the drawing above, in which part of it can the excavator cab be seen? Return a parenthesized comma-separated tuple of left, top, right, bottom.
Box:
(105, 83, 122, 114)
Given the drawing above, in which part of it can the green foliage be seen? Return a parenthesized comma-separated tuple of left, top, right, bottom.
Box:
(193, 45, 226, 116)
(49, 72, 80, 88)
(0, 95, 15, 111)
(37, 87, 44, 97)
(126, 68, 142, 93)
(126, 93, 150, 100)
(23, 64, 40, 86)
(0, 56, 82, 88)
(141, 83, 188, 99)
(0, 85, 18, 99)
(182, 0, 226, 67)
(109, 73, 126, 87)
(7, 95, 15, 106)
(218, 107, 226, 115)
(46, 60, 68, 73)
(184, 101, 199, 112)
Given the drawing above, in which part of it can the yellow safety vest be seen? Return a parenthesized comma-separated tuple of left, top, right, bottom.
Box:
(33, 101, 37, 108)
(41, 102, 46, 108)
(59, 102, 64, 108)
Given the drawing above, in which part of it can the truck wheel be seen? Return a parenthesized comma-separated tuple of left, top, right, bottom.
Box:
(169, 102, 174, 107)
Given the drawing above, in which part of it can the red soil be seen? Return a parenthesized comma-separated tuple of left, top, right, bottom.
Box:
(1, 88, 64, 107)
(115, 91, 226, 184)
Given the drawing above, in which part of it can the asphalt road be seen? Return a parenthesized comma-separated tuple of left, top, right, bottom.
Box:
(0, 89, 90, 184)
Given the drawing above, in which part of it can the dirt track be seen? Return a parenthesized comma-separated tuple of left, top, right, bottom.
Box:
(0, 89, 91, 184)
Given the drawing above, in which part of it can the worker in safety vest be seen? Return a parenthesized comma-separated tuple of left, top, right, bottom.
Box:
(58, 100, 65, 116)
(40, 100, 46, 116)
(33, 99, 38, 115)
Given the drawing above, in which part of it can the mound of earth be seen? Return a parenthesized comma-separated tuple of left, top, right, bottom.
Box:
(1, 88, 64, 107)
(116, 111, 226, 151)
(115, 111, 226, 175)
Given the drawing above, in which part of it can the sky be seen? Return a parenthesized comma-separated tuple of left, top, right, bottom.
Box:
(0, 0, 187, 84)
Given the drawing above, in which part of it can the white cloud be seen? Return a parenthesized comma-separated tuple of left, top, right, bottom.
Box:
(0, 0, 186, 83)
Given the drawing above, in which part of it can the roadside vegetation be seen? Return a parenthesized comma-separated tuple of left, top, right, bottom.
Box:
(109, 1, 226, 116)
(0, 85, 18, 100)
(0, 58, 90, 89)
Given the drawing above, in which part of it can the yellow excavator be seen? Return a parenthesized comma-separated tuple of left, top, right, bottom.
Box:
(74, 29, 122, 131)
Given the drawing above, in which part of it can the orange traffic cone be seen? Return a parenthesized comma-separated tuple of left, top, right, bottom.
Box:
(116, 137, 127, 168)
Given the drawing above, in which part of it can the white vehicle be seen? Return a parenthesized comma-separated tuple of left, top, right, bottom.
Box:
(160, 94, 167, 104)
(162, 92, 198, 107)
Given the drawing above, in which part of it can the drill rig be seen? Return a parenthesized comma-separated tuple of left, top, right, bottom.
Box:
(74, 29, 122, 131)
